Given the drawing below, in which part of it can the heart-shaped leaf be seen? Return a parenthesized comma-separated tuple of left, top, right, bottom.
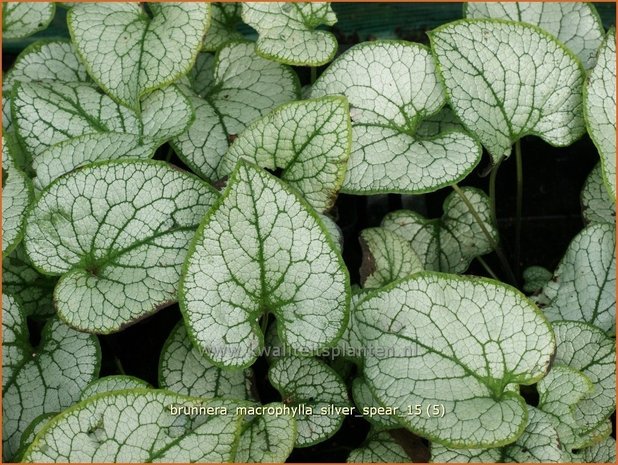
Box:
(269, 356, 350, 447)
(202, 3, 243, 52)
(584, 28, 616, 200)
(430, 19, 586, 163)
(2, 294, 100, 461)
(2, 245, 56, 319)
(234, 402, 297, 462)
(241, 2, 338, 66)
(68, 3, 211, 111)
(80, 376, 150, 401)
(356, 273, 555, 448)
(381, 187, 497, 273)
(159, 322, 253, 400)
(552, 321, 616, 434)
(359, 227, 423, 289)
(2, 136, 33, 256)
(12, 81, 193, 190)
(348, 430, 410, 463)
(311, 40, 481, 193)
(465, 3, 605, 70)
(22, 390, 243, 463)
(581, 163, 616, 224)
(181, 161, 350, 368)
(172, 42, 300, 181)
(3, 39, 90, 132)
(431, 407, 567, 463)
(220, 96, 351, 212)
(540, 224, 616, 333)
(24, 160, 219, 334)
(2, 2, 55, 40)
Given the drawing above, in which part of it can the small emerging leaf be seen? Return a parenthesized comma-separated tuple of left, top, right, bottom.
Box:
(430, 19, 586, 163)
(242, 2, 338, 66)
(465, 2, 605, 70)
(522, 266, 552, 295)
(311, 40, 481, 194)
(68, 3, 211, 110)
(181, 161, 350, 368)
(24, 160, 219, 333)
(356, 273, 555, 448)
(220, 96, 352, 212)
(584, 28, 616, 200)
(382, 187, 497, 273)
(2, 2, 55, 40)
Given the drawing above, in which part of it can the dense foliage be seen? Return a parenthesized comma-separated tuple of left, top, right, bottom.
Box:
(2, 2, 616, 463)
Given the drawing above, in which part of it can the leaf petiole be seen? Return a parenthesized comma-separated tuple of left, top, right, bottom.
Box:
(476, 256, 500, 281)
(488, 156, 503, 228)
(514, 139, 523, 277)
(452, 184, 517, 285)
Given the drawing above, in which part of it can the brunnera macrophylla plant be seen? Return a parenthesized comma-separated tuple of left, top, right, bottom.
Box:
(1, 2, 616, 464)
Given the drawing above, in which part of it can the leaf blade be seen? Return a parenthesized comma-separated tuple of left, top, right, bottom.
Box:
(430, 19, 586, 162)
(181, 161, 350, 368)
(24, 160, 218, 333)
(220, 96, 351, 212)
(242, 2, 338, 66)
(312, 40, 481, 193)
(584, 28, 616, 200)
(356, 272, 555, 448)
(68, 3, 211, 110)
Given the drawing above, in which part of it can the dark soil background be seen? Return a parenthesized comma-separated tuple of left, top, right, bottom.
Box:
(3, 3, 615, 462)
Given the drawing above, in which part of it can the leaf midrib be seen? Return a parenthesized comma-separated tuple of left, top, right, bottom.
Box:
(362, 319, 515, 398)
(81, 224, 196, 275)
